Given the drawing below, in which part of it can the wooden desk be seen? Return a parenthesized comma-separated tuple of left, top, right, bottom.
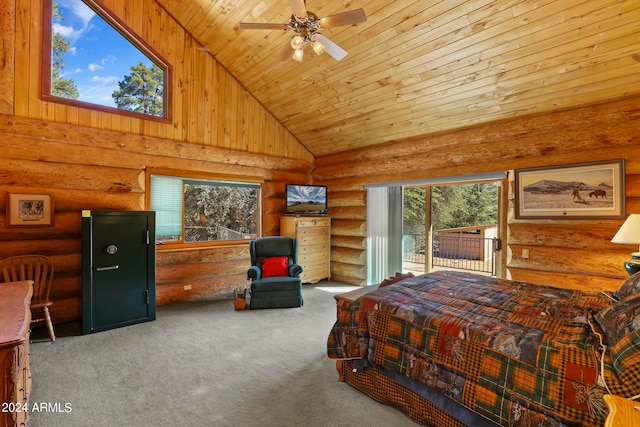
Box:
(604, 394, 640, 427)
(0, 280, 33, 427)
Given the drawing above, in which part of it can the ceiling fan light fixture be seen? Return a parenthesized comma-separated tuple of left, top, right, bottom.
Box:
(290, 35, 304, 50)
(239, 4, 366, 62)
(292, 48, 304, 62)
(312, 40, 325, 56)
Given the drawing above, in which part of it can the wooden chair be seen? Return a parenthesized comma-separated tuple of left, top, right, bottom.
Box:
(0, 255, 56, 341)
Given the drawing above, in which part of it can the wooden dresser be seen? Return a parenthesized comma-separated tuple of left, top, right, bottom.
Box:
(280, 216, 331, 283)
(0, 281, 33, 427)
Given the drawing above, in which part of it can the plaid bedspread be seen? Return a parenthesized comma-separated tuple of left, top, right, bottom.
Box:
(327, 271, 624, 427)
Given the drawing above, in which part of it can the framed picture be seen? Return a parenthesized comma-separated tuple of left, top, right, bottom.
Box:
(515, 159, 625, 219)
(6, 192, 55, 226)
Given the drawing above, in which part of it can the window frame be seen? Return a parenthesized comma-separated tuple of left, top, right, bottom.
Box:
(146, 168, 263, 251)
(41, 0, 172, 123)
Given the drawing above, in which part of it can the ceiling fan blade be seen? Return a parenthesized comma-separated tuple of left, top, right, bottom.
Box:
(315, 34, 347, 61)
(320, 8, 367, 28)
(277, 43, 295, 61)
(289, 0, 307, 17)
(239, 22, 287, 30)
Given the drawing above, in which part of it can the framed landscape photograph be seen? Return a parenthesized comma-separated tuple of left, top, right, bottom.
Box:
(515, 159, 625, 219)
(6, 192, 55, 226)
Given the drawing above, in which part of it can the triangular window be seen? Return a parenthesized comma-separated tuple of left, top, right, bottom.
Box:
(43, 0, 170, 120)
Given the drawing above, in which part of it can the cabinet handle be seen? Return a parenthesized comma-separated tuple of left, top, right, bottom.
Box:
(95, 265, 119, 272)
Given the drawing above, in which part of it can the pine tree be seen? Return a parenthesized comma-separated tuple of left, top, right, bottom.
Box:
(51, 2, 79, 100)
(112, 62, 164, 116)
(405, 183, 498, 232)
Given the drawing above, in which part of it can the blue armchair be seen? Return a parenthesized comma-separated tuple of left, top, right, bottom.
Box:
(247, 236, 303, 309)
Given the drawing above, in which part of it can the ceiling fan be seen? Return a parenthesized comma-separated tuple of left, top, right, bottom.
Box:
(239, 0, 366, 62)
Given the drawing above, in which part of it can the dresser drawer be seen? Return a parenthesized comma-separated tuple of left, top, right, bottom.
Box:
(297, 226, 329, 239)
(300, 251, 329, 265)
(297, 217, 331, 228)
(299, 242, 330, 254)
(298, 235, 330, 247)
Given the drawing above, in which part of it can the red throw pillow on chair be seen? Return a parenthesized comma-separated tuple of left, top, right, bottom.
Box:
(261, 256, 289, 277)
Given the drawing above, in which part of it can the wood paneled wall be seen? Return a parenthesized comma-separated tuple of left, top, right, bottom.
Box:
(315, 96, 640, 291)
(8, 0, 313, 163)
(0, 0, 315, 324)
(0, 0, 14, 115)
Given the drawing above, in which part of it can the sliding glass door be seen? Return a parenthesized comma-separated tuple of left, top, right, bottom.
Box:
(403, 182, 503, 277)
(366, 173, 507, 285)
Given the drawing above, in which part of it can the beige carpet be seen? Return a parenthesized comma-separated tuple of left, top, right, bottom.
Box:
(28, 281, 419, 427)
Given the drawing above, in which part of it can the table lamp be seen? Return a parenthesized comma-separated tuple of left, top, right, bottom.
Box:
(611, 214, 640, 275)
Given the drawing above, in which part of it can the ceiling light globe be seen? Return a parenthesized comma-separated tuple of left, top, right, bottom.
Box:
(312, 41, 326, 55)
(290, 35, 304, 50)
(292, 48, 304, 62)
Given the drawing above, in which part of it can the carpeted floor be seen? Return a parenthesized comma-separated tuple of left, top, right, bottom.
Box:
(28, 281, 419, 427)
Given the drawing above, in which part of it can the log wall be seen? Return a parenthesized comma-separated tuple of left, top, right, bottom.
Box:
(0, 0, 315, 325)
(315, 96, 640, 291)
(0, 115, 312, 324)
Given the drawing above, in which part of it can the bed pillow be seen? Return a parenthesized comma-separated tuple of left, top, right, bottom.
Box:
(595, 294, 640, 383)
(261, 256, 289, 277)
(613, 271, 640, 300)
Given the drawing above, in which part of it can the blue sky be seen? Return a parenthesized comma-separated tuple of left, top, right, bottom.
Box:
(53, 0, 155, 107)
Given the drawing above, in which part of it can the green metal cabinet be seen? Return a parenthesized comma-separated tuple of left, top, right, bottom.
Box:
(82, 210, 156, 334)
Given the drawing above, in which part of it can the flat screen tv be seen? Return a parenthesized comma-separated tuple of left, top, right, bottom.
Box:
(285, 184, 328, 215)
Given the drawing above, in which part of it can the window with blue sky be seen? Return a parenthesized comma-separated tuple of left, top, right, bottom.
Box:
(46, 0, 168, 118)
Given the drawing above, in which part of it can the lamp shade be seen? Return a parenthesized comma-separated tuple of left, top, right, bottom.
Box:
(611, 214, 640, 244)
(292, 48, 304, 62)
(612, 213, 640, 276)
(290, 35, 304, 50)
(312, 40, 325, 55)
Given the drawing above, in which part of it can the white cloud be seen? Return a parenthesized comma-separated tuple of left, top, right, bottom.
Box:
(54, 0, 95, 43)
(91, 75, 117, 84)
(61, 0, 96, 27)
(101, 55, 117, 65)
(52, 23, 80, 39)
(88, 63, 103, 72)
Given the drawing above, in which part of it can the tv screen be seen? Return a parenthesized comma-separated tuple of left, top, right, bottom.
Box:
(285, 184, 328, 215)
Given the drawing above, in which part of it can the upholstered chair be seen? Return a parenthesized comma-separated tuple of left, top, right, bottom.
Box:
(247, 236, 303, 309)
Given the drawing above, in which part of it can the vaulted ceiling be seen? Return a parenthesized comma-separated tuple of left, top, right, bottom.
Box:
(155, 0, 640, 158)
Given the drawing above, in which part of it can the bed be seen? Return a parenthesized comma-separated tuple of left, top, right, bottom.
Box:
(327, 271, 640, 426)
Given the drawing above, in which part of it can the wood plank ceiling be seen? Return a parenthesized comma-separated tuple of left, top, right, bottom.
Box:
(156, 0, 640, 158)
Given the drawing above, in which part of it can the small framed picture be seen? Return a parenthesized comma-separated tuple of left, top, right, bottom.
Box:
(6, 192, 55, 226)
(515, 159, 625, 219)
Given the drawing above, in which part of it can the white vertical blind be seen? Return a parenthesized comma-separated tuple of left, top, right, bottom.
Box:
(367, 186, 403, 285)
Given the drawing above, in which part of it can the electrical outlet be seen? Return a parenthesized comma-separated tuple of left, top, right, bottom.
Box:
(522, 249, 530, 259)
(184, 285, 192, 290)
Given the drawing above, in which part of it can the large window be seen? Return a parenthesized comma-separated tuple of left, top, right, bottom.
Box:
(149, 172, 261, 246)
(43, 0, 170, 120)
